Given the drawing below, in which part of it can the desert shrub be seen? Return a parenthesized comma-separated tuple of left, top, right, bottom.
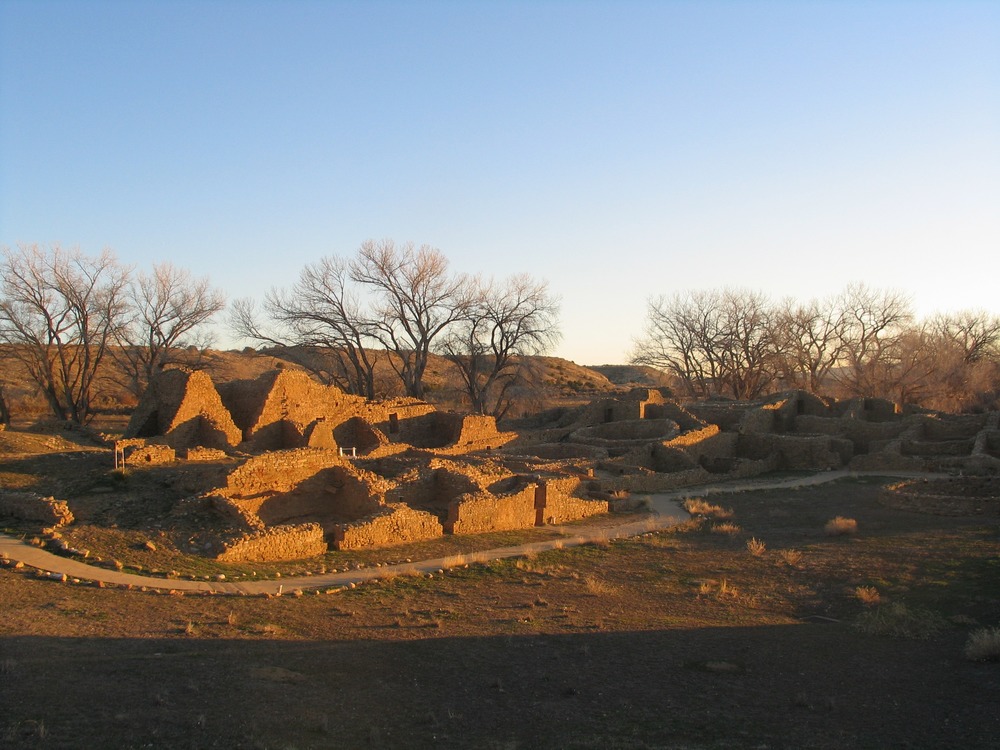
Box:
(584, 575, 617, 596)
(683, 498, 733, 519)
(778, 548, 803, 567)
(711, 522, 741, 536)
(854, 585, 881, 606)
(964, 627, 1000, 662)
(854, 602, 947, 639)
(745, 537, 766, 556)
(825, 516, 858, 536)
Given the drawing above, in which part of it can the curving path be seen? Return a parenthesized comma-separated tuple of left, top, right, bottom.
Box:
(0, 469, 941, 596)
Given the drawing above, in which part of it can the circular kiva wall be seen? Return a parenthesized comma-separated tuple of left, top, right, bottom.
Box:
(569, 418, 680, 449)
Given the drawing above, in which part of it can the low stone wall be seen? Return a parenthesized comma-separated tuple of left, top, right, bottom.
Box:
(447, 485, 538, 534)
(223, 448, 344, 497)
(124, 443, 176, 465)
(536, 484, 609, 524)
(667, 426, 737, 463)
(208, 494, 266, 531)
(0, 491, 74, 527)
(332, 503, 443, 550)
(185, 447, 228, 461)
(737, 433, 852, 469)
(215, 523, 327, 562)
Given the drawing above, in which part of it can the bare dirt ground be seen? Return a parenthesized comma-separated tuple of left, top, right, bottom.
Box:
(3, 466, 999, 749)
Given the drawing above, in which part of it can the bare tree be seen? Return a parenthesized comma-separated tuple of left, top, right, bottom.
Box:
(0, 244, 130, 424)
(833, 283, 913, 399)
(774, 296, 848, 393)
(716, 288, 781, 399)
(631, 291, 721, 398)
(230, 256, 381, 397)
(442, 274, 560, 416)
(351, 240, 470, 399)
(631, 288, 780, 399)
(113, 263, 225, 397)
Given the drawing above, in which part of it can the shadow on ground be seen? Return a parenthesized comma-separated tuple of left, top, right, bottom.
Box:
(2, 624, 998, 749)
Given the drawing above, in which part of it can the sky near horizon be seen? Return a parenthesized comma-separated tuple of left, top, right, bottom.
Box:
(2, 0, 998, 365)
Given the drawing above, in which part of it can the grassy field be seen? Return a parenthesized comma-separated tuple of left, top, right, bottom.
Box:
(3, 476, 999, 749)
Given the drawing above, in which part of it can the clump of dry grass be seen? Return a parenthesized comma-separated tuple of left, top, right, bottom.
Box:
(778, 549, 803, 567)
(698, 578, 739, 599)
(683, 498, 733, 519)
(854, 585, 881, 606)
(583, 575, 617, 596)
(825, 516, 858, 536)
(964, 627, 1000, 661)
(745, 537, 767, 557)
(711, 522, 742, 536)
(854, 602, 947, 639)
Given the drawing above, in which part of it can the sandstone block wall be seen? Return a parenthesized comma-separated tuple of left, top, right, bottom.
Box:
(185, 447, 228, 461)
(222, 449, 345, 497)
(447, 485, 538, 534)
(535, 477, 608, 524)
(126, 369, 242, 450)
(737, 434, 851, 469)
(332, 503, 443, 550)
(215, 523, 327, 562)
(0, 491, 75, 527)
(124, 443, 176, 465)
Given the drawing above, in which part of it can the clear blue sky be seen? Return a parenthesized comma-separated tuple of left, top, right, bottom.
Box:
(2, 0, 998, 365)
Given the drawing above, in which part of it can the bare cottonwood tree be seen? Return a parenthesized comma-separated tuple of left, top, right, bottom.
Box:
(230, 256, 381, 397)
(442, 274, 561, 416)
(774, 296, 848, 393)
(351, 240, 471, 399)
(113, 263, 225, 397)
(833, 283, 913, 399)
(631, 288, 780, 399)
(0, 244, 130, 424)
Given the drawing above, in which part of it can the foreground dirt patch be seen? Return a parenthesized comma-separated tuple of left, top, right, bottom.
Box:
(2, 478, 999, 749)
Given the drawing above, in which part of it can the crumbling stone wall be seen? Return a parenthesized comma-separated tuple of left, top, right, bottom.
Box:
(737, 433, 852, 470)
(117, 440, 176, 465)
(0, 491, 74, 527)
(333, 503, 444, 549)
(447, 484, 538, 534)
(215, 523, 327, 562)
(534, 477, 608, 525)
(125, 368, 242, 450)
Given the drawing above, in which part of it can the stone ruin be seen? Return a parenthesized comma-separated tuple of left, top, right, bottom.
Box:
(514, 387, 1000, 495)
(117, 369, 1000, 562)
(121, 368, 607, 561)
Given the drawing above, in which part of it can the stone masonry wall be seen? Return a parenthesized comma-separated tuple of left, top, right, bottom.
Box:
(535, 477, 608, 524)
(332, 503, 443, 550)
(447, 485, 538, 535)
(215, 523, 327, 562)
(0, 491, 75, 527)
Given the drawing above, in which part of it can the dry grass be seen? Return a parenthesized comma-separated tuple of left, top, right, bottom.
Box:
(698, 578, 739, 600)
(583, 575, 617, 596)
(745, 537, 767, 557)
(683, 498, 733, 519)
(777, 549, 803, 567)
(711, 522, 742, 536)
(825, 516, 858, 536)
(854, 585, 881, 606)
(854, 602, 947, 639)
(964, 627, 1000, 661)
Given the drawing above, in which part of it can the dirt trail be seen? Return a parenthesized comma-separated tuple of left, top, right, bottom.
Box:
(0, 469, 942, 595)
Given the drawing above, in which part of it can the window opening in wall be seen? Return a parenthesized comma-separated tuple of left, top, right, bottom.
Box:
(604, 407, 614, 423)
(389, 413, 399, 434)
